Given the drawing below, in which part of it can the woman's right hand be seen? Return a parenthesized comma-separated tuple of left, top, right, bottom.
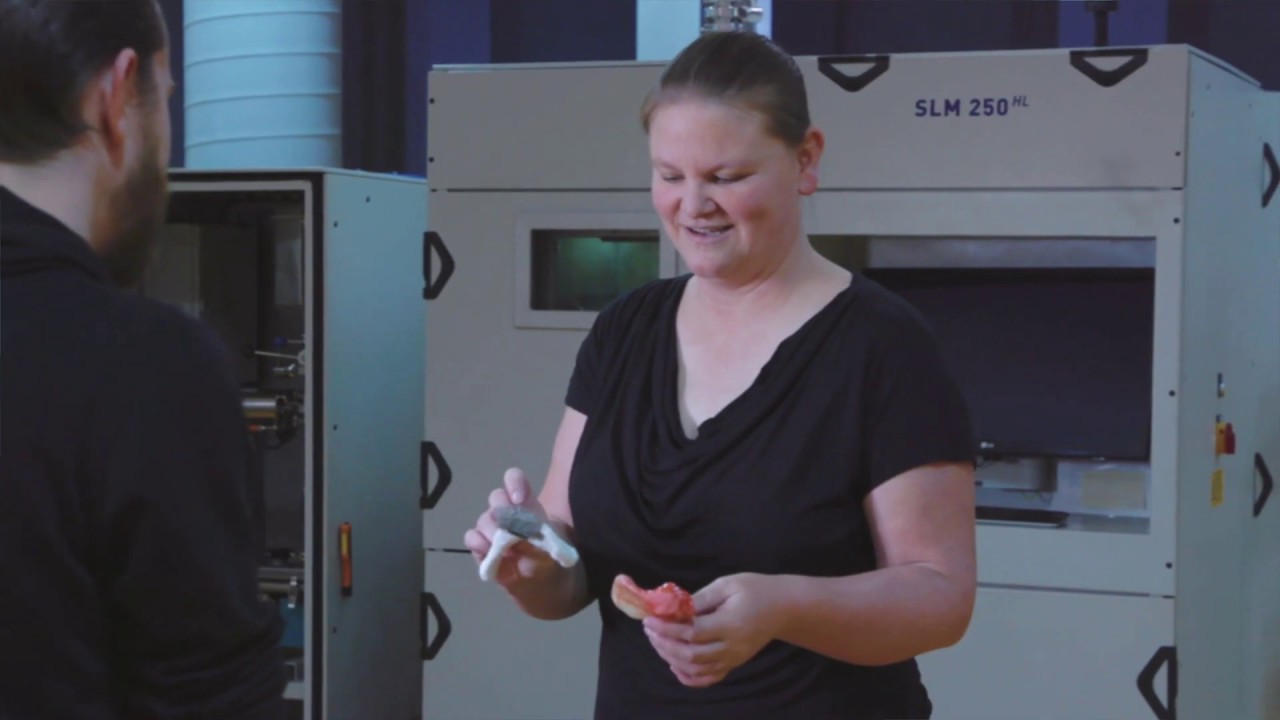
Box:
(464, 467, 558, 589)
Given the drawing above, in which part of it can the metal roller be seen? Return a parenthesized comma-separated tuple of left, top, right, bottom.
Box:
(242, 395, 284, 422)
(242, 393, 301, 433)
(259, 580, 298, 595)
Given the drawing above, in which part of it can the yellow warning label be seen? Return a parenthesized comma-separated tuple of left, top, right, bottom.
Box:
(1212, 468, 1225, 507)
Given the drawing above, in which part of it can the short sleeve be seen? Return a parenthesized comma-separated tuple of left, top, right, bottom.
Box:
(565, 279, 675, 417)
(861, 299, 975, 496)
(565, 304, 614, 416)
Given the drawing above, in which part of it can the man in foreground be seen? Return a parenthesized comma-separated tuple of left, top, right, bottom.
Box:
(0, 2, 286, 717)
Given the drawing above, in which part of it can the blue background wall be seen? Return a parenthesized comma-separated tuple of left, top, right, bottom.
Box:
(157, 0, 1280, 177)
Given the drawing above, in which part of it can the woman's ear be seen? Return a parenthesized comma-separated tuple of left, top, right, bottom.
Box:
(797, 127, 825, 196)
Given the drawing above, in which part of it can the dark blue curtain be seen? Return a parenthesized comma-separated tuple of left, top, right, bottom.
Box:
(489, 0, 635, 63)
(160, 0, 1279, 175)
(384, 0, 636, 176)
(772, 0, 1059, 56)
(1058, 0, 1166, 47)
(404, 0, 491, 177)
(1169, 0, 1280, 89)
(342, 0, 407, 175)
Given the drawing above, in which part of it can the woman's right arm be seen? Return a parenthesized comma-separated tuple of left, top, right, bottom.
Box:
(464, 407, 594, 621)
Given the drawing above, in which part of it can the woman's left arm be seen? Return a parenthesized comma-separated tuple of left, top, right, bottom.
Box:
(768, 459, 976, 665)
(644, 460, 975, 686)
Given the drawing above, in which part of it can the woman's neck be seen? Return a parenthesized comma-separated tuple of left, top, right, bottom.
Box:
(685, 239, 849, 325)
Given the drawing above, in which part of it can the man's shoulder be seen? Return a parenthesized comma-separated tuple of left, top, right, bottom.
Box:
(6, 268, 228, 377)
(93, 290, 236, 385)
(97, 287, 200, 341)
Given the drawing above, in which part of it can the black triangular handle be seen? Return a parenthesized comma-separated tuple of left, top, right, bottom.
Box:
(1069, 48, 1149, 88)
(423, 231, 454, 300)
(420, 441, 452, 509)
(1263, 143, 1278, 209)
(1137, 644, 1177, 719)
(817, 55, 891, 93)
(1255, 452, 1274, 518)
(420, 592, 451, 661)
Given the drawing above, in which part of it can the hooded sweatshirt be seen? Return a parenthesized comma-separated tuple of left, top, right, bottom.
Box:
(0, 185, 285, 719)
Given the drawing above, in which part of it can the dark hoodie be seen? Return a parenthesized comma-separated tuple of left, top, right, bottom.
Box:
(0, 186, 285, 719)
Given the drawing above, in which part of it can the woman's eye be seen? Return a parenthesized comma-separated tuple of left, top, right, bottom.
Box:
(714, 175, 742, 184)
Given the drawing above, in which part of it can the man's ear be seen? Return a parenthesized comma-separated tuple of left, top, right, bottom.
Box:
(797, 126, 825, 196)
(89, 49, 142, 169)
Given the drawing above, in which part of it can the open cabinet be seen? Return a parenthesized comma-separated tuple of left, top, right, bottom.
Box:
(144, 168, 427, 720)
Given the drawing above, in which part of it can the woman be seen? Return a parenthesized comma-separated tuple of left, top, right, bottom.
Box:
(464, 30, 977, 719)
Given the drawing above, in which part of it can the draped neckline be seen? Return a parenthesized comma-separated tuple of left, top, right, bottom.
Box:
(659, 273, 859, 446)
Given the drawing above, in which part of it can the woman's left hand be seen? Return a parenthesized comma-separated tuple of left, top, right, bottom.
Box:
(642, 572, 787, 688)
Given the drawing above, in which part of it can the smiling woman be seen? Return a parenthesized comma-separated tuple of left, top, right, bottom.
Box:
(646, 98, 819, 288)
(642, 31, 820, 289)
(464, 30, 977, 720)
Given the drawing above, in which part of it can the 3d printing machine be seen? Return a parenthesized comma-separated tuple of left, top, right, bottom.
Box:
(419, 44, 1280, 720)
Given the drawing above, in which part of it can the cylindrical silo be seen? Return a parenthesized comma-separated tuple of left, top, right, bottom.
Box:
(183, 0, 342, 168)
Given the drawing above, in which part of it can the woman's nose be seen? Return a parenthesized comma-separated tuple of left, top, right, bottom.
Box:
(681, 183, 714, 215)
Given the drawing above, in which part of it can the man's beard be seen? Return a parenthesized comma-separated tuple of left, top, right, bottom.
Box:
(100, 136, 169, 290)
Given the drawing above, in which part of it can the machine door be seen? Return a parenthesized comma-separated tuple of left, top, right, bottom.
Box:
(320, 172, 428, 720)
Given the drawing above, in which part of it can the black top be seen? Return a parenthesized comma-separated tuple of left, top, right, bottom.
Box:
(567, 274, 973, 720)
(0, 187, 285, 719)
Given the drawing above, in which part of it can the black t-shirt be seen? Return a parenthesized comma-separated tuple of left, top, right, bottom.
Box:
(566, 273, 974, 720)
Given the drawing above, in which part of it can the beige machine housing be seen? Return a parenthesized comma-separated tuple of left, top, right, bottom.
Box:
(420, 45, 1280, 719)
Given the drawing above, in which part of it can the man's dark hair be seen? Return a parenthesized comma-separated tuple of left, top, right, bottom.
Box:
(0, 0, 168, 164)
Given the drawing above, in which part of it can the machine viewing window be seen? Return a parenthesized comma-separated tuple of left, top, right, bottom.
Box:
(810, 233, 1157, 532)
(530, 230, 659, 311)
(810, 234, 1155, 463)
(861, 266, 1154, 462)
